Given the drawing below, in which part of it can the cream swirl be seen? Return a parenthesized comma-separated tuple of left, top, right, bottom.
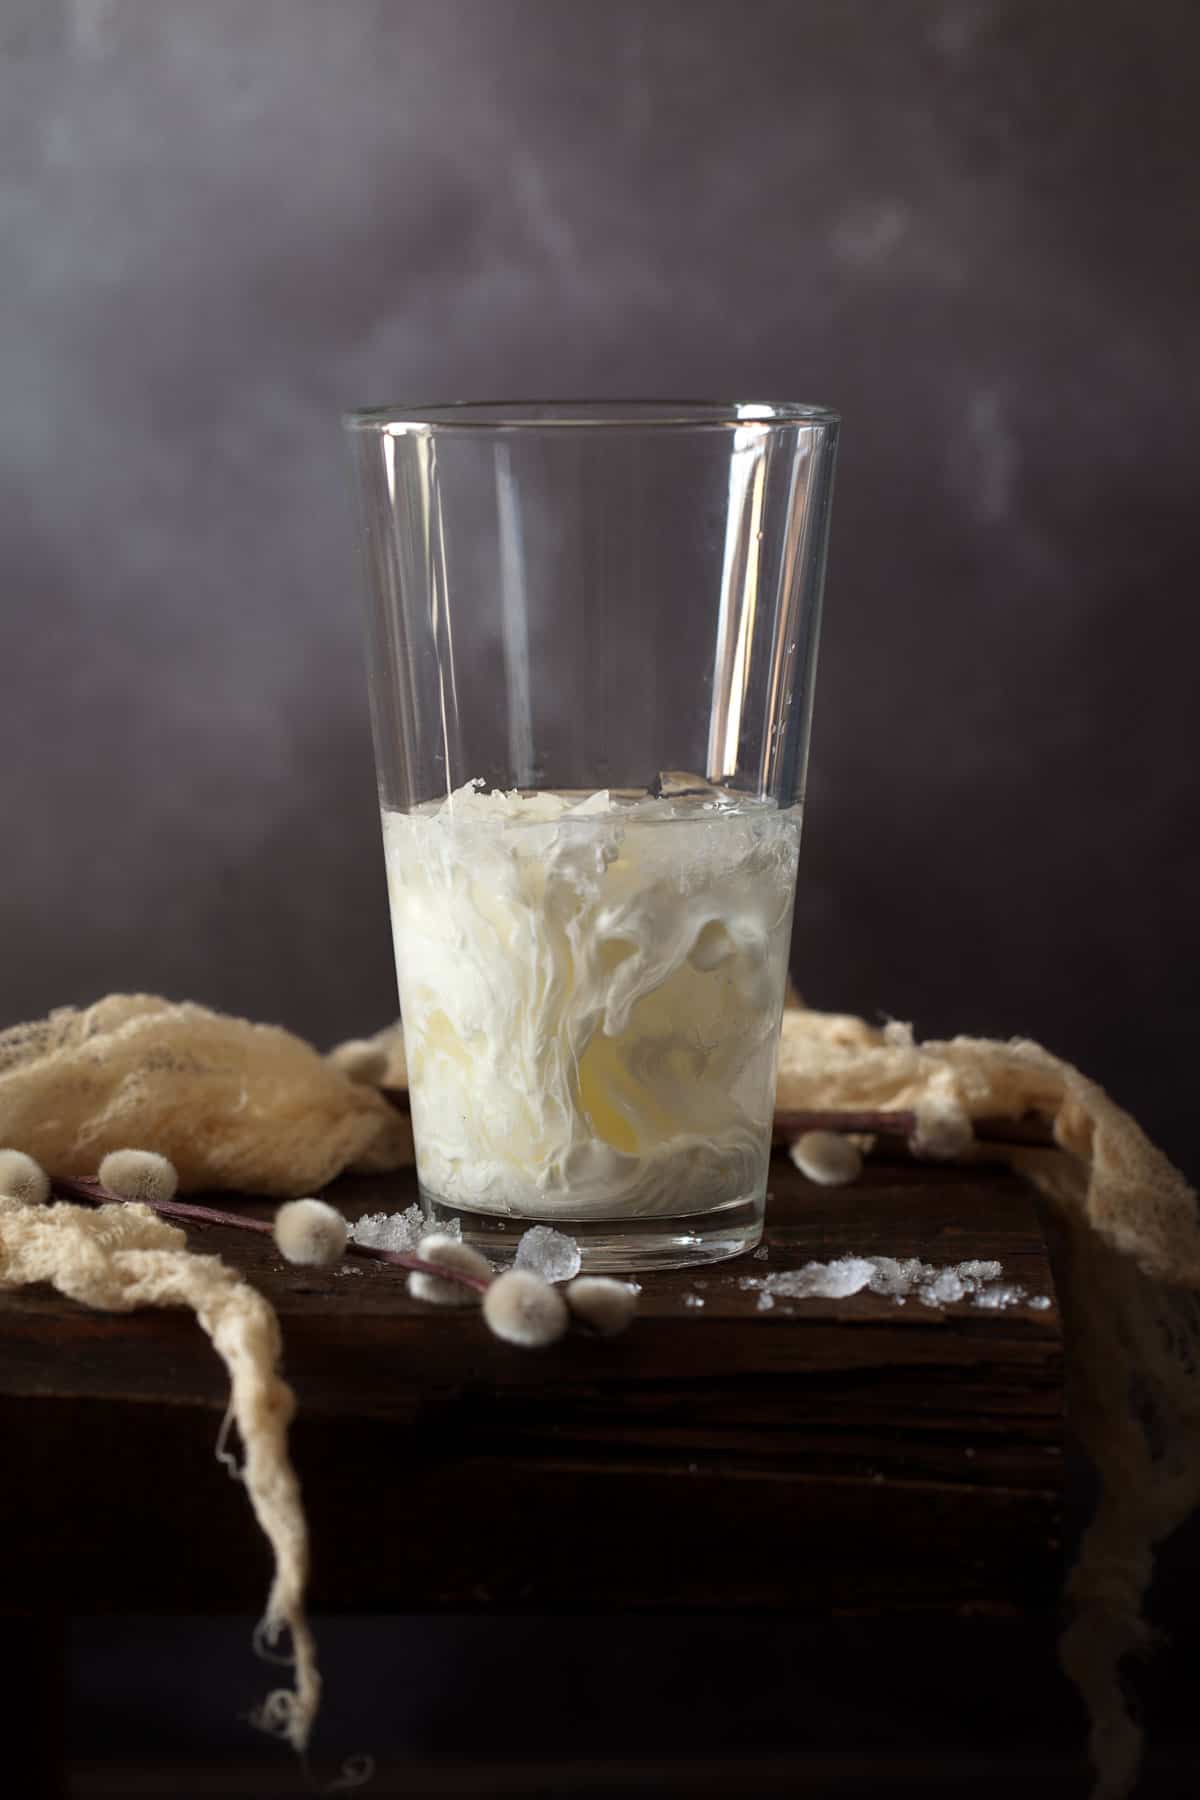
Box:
(382, 782, 801, 1220)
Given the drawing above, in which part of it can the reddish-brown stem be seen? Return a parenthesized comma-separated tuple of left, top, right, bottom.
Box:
(55, 1176, 277, 1233)
(772, 1109, 917, 1142)
(772, 1109, 1055, 1149)
(50, 1175, 491, 1296)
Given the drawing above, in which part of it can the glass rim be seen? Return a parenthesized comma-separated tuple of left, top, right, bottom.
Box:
(343, 397, 840, 434)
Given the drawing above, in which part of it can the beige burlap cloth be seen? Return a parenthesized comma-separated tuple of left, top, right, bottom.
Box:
(1, 992, 1196, 1798)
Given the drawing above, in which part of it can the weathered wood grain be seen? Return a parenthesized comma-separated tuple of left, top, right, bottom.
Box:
(0, 1155, 1063, 1615)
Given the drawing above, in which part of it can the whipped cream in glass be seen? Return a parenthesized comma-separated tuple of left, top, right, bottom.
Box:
(383, 781, 801, 1224)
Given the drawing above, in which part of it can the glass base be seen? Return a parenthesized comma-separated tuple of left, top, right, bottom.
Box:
(421, 1188, 764, 1274)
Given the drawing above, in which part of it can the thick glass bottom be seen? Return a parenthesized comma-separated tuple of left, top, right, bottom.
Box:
(421, 1187, 765, 1274)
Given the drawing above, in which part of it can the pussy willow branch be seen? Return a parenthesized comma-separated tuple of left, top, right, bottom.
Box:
(772, 1108, 1055, 1148)
(49, 1175, 491, 1295)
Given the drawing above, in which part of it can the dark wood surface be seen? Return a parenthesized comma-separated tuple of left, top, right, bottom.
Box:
(1, 1153, 1063, 1616)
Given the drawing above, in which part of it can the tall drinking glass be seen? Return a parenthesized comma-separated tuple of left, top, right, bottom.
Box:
(346, 401, 839, 1271)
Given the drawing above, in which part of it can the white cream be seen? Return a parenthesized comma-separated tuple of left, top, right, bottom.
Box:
(382, 782, 801, 1220)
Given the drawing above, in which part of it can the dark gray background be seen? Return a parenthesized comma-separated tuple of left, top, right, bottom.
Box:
(2, 0, 1197, 1173)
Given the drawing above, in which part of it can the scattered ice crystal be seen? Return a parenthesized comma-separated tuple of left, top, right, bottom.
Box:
(1028, 1295, 1053, 1311)
(866, 1256, 932, 1298)
(973, 1283, 1029, 1310)
(514, 1225, 582, 1283)
(918, 1268, 968, 1307)
(350, 1205, 459, 1254)
(762, 1256, 876, 1302)
(684, 1293, 705, 1308)
(749, 1251, 1048, 1314)
(957, 1260, 1004, 1284)
(753, 1246, 770, 1261)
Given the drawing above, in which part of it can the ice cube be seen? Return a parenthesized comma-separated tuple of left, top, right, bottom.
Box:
(514, 1225, 582, 1283)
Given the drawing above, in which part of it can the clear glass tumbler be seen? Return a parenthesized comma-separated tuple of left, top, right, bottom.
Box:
(346, 401, 839, 1271)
